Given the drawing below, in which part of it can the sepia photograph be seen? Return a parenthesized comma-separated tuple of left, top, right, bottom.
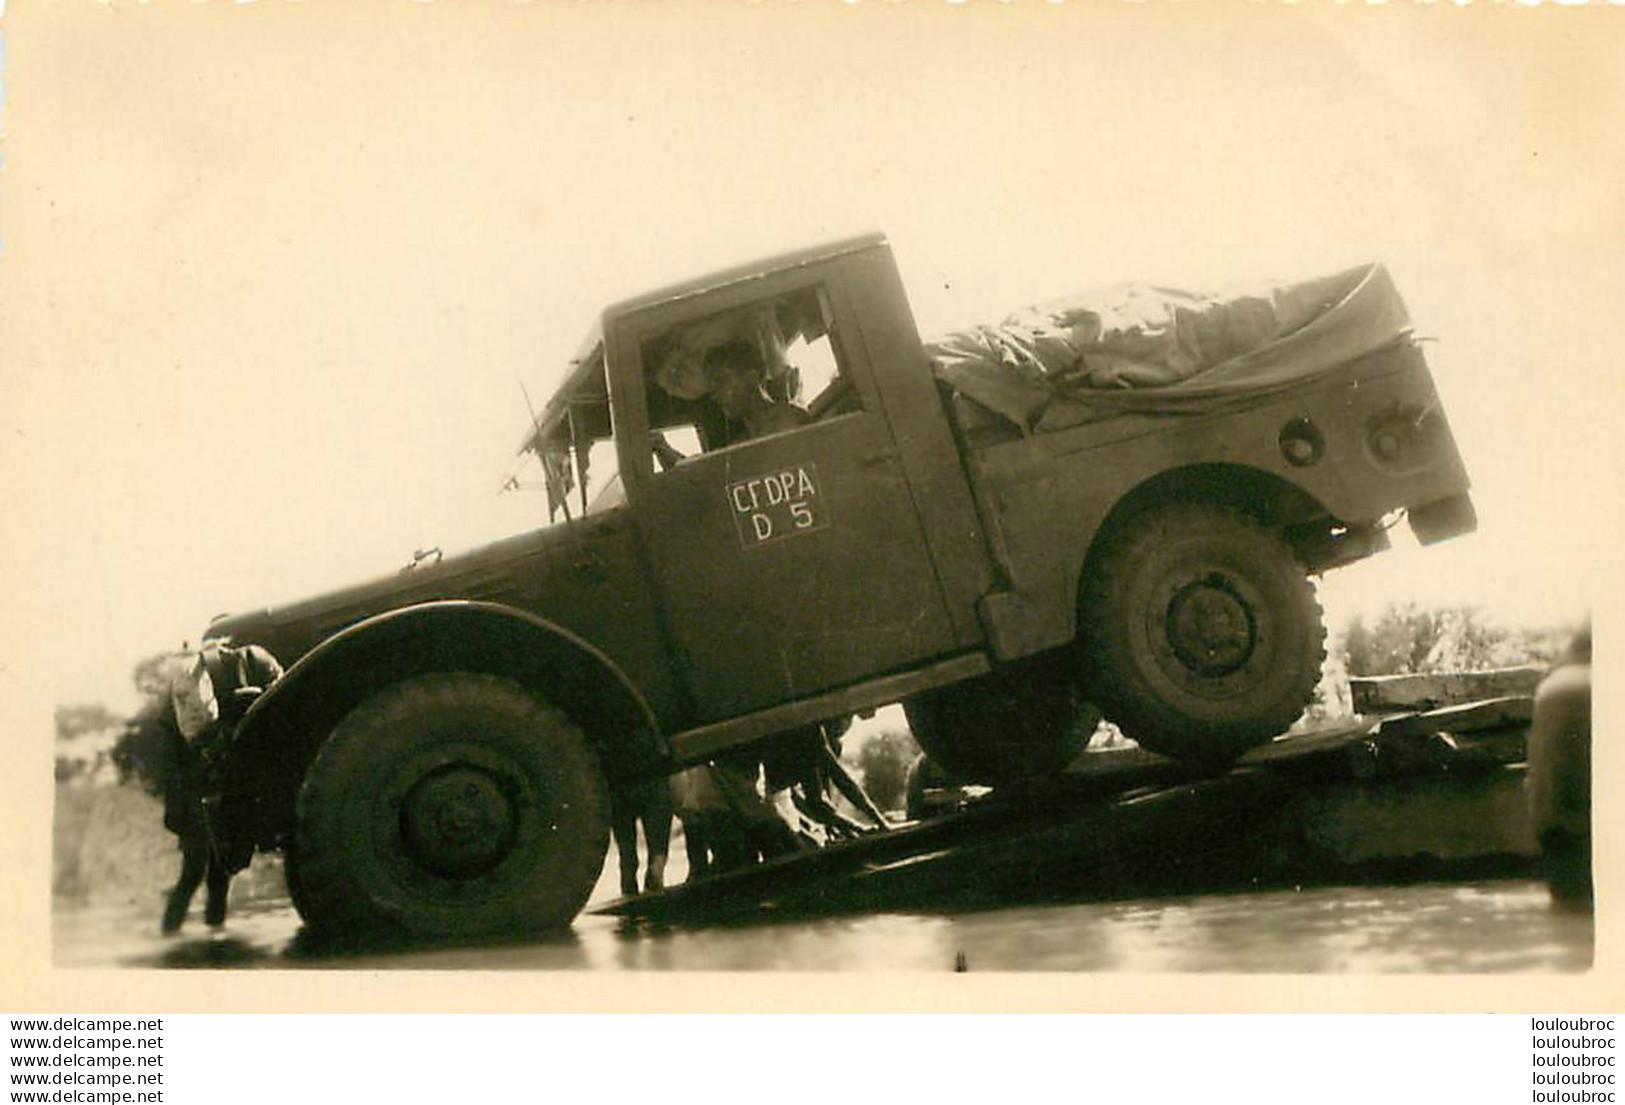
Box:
(3, 0, 1619, 1004)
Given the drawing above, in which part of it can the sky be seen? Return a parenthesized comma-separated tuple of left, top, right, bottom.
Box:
(3, 2, 1621, 714)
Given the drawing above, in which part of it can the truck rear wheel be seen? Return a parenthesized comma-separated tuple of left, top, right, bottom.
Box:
(292, 673, 610, 940)
(1078, 502, 1326, 765)
(903, 658, 1099, 785)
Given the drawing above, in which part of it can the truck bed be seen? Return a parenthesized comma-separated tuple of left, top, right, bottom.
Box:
(929, 261, 1411, 434)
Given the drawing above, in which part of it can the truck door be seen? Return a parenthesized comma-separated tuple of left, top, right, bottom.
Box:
(612, 275, 959, 721)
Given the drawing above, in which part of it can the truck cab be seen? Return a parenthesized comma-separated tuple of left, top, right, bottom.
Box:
(581, 234, 990, 723)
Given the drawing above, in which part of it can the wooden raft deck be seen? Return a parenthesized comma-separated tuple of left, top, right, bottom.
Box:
(596, 670, 1543, 925)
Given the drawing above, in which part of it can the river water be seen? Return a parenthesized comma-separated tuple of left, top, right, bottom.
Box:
(53, 876, 1590, 973)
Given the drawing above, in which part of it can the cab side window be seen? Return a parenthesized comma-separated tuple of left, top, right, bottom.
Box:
(640, 285, 860, 461)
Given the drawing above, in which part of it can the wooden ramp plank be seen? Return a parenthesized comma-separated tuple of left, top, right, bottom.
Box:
(595, 695, 1539, 926)
(1376, 696, 1533, 738)
(1350, 668, 1542, 714)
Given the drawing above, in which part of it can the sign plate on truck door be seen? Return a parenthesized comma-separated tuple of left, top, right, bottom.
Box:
(727, 463, 829, 547)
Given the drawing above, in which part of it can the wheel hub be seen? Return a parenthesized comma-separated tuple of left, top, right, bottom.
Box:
(400, 765, 516, 879)
(1165, 573, 1256, 678)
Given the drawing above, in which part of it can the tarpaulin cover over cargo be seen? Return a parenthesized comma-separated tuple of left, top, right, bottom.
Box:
(926, 263, 1412, 433)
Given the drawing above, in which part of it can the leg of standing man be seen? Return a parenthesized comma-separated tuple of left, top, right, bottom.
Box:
(162, 833, 208, 934)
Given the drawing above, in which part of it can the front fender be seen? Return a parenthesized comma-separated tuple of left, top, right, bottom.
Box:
(223, 600, 665, 845)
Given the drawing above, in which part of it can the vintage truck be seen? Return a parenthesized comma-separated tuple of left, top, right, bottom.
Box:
(204, 233, 1475, 938)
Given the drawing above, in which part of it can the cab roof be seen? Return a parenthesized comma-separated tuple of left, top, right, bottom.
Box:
(520, 232, 890, 459)
(601, 232, 888, 321)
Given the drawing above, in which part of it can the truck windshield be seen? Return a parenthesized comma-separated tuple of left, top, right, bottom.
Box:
(513, 323, 611, 522)
(515, 284, 851, 520)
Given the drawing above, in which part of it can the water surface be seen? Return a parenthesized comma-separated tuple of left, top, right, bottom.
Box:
(54, 877, 1591, 973)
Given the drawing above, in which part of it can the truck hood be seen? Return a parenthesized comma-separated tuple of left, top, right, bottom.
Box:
(205, 513, 613, 667)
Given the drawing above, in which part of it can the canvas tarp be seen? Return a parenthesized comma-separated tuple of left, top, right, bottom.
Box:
(926, 263, 1413, 431)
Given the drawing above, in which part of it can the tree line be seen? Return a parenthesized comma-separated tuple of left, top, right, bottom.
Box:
(1339, 602, 1577, 678)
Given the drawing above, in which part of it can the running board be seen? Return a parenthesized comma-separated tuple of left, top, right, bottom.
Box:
(668, 652, 992, 764)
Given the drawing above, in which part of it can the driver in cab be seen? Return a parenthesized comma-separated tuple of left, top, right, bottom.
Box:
(704, 339, 810, 442)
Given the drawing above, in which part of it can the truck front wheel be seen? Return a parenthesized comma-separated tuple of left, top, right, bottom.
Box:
(1078, 502, 1326, 765)
(903, 658, 1099, 785)
(291, 673, 610, 940)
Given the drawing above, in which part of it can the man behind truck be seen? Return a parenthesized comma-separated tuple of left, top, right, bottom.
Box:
(163, 641, 284, 932)
(1526, 622, 1592, 908)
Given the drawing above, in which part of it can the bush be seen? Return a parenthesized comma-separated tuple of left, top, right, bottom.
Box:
(1340, 603, 1577, 677)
